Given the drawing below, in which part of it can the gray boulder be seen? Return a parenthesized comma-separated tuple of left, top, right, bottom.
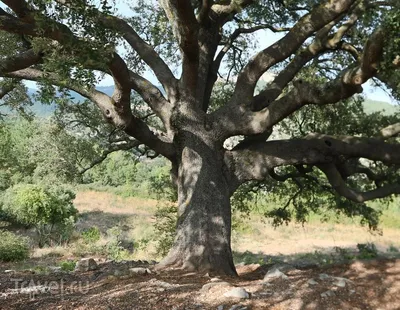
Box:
(75, 258, 98, 272)
(263, 267, 288, 282)
(223, 287, 250, 299)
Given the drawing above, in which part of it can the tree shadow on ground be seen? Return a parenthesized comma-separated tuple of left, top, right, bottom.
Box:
(232, 255, 400, 310)
(1, 251, 399, 309)
(76, 210, 135, 235)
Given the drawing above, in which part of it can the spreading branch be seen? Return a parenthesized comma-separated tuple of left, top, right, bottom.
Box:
(225, 134, 400, 187)
(79, 139, 141, 175)
(2, 67, 176, 159)
(212, 25, 385, 139)
(232, 0, 357, 103)
(318, 163, 400, 202)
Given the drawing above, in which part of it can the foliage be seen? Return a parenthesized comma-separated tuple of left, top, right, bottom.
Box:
(81, 226, 101, 244)
(0, 117, 99, 189)
(0, 230, 30, 262)
(83, 151, 139, 187)
(1, 184, 78, 247)
(105, 226, 132, 261)
(59, 260, 77, 272)
(84, 156, 175, 200)
(387, 245, 399, 253)
(357, 243, 379, 259)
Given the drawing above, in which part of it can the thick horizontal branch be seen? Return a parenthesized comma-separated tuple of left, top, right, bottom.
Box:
(379, 122, 400, 139)
(3, 67, 134, 127)
(2, 67, 176, 159)
(0, 8, 78, 44)
(0, 49, 42, 73)
(225, 134, 400, 185)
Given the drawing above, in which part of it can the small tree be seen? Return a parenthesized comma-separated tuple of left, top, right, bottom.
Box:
(2, 184, 78, 247)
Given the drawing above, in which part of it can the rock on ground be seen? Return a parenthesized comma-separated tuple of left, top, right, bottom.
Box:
(307, 278, 318, 285)
(201, 281, 232, 292)
(75, 258, 98, 272)
(223, 287, 250, 299)
(263, 267, 288, 282)
(129, 267, 151, 275)
(321, 290, 336, 298)
(319, 273, 331, 280)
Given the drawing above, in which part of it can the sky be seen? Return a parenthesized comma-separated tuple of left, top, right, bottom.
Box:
(2, 0, 395, 104)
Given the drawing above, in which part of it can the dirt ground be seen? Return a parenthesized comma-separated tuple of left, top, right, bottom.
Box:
(0, 258, 399, 310)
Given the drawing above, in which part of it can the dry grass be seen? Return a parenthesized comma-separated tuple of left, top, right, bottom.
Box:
(232, 214, 400, 256)
(28, 189, 400, 263)
(74, 190, 159, 215)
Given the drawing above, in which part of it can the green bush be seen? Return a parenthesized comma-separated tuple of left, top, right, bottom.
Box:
(105, 226, 131, 261)
(2, 184, 78, 247)
(357, 243, 379, 259)
(59, 260, 76, 271)
(387, 245, 399, 253)
(0, 230, 30, 262)
(81, 226, 101, 243)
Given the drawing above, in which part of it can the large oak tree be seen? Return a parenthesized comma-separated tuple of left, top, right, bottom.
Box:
(0, 0, 399, 276)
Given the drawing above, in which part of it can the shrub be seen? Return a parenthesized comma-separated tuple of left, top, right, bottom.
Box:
(357, 243, 379, 259)
(81, 226, 101, 243)
(105, 226, 131, 261)
(59, 260, 76, 271)
(0, 230, 30, 262)
(387, 245, 399, 253)
(2, 184, 78, 247)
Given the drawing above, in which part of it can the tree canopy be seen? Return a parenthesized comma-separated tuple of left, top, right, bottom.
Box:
(0, 0, 399, 275)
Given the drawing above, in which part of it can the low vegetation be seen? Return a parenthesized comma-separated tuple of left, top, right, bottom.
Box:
(0, 230, 30, 262)
(1, 183, 77, 247)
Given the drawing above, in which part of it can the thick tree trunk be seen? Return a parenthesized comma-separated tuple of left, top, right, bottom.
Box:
(158, 130, 237, 276)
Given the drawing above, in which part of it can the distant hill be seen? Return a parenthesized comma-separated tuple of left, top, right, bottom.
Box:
(1, 86, 399, 118)
(8, 86, 115, 118)
(362, 99, 399, 115)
